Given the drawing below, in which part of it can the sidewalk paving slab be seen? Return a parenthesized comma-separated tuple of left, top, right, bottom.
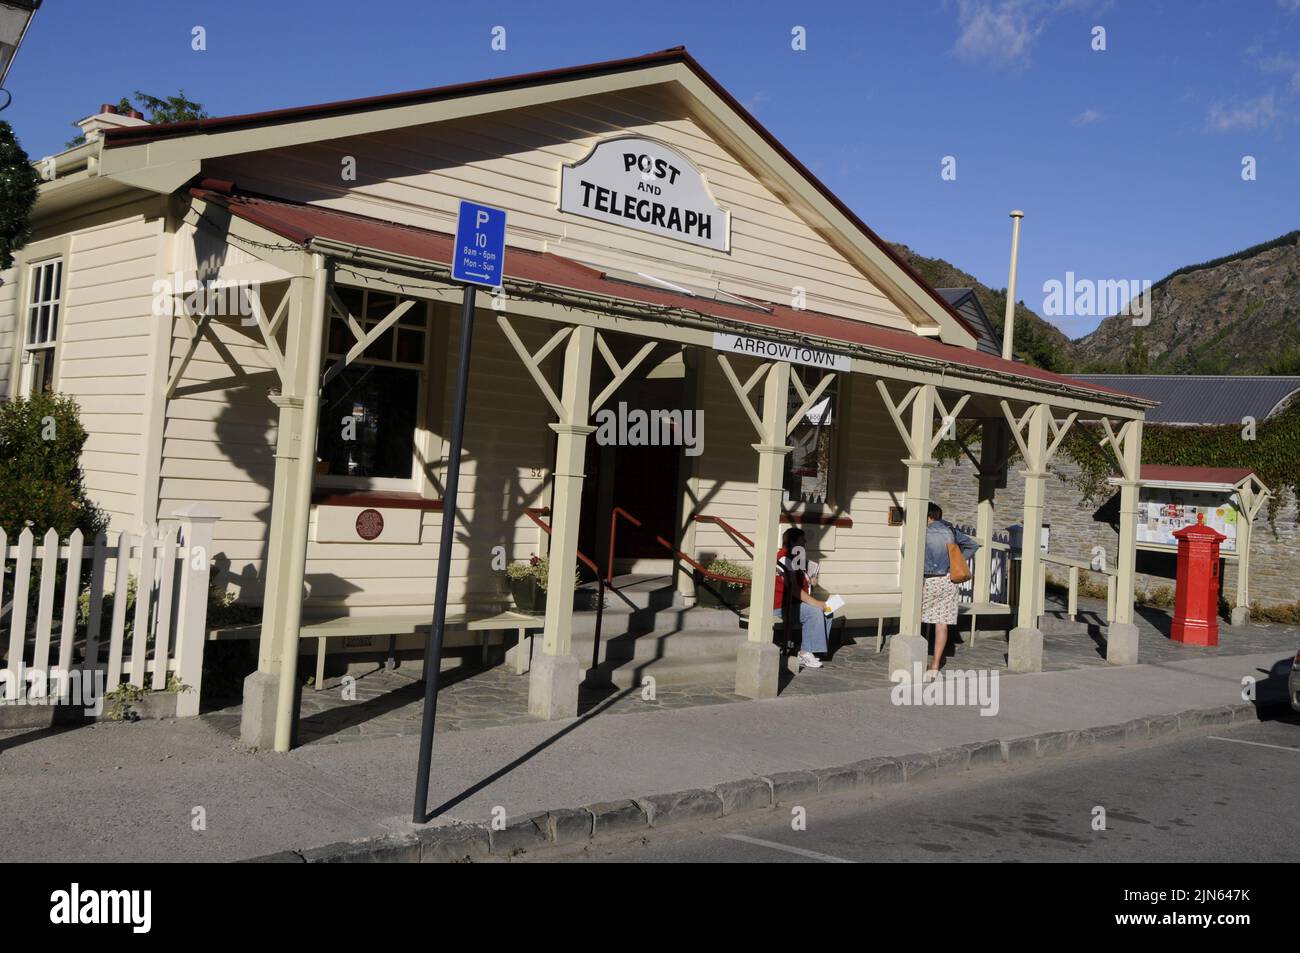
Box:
(0, 648, 1293, 863)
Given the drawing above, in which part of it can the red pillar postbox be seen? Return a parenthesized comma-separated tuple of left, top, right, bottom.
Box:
(1170, 513, 1226, 646)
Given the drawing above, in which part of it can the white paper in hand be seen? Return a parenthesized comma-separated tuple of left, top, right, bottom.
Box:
(823, 594, 845, 617)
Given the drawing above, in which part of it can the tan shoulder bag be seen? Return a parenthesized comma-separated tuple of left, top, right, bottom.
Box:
(947, 541, 971, 584)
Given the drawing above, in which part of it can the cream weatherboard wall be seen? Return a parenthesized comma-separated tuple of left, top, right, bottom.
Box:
(32, 203, 163, 531)
(157, 277, 558, 618)
(204, 86, 915, 332)
(688, 358, 907, 594)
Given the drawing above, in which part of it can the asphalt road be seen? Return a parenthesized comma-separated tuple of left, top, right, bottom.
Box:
(584, 717, 1300, 863)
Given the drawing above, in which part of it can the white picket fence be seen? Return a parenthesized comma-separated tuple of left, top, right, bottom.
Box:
(1, 504, 219, 716)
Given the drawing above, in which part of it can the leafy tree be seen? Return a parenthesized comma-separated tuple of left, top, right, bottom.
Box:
(0, 121, 40, 270)
(1121, 329, 1150, 373)
(0, 393, 106, 539)
(66, 90, 208, 148)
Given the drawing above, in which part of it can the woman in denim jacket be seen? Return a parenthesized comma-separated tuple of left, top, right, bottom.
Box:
(922, 502, 978, 680)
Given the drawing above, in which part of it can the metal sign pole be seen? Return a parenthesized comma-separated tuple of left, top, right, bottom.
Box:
(412, 283, 476, 823)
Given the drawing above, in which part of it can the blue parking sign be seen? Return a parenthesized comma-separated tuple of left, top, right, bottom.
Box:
(452, 200, 507, 288)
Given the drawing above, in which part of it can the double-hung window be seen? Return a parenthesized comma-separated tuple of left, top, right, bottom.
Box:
(23, 257, 63, 395)
(315, 286, 432, 490)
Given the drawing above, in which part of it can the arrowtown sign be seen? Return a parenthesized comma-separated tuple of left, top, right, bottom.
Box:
(560, 136, 730, 251)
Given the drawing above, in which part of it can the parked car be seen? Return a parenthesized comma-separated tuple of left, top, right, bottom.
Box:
(1290, 647, 1300, 713)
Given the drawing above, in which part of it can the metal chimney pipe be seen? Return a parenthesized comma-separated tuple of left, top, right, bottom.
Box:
(1001, 210, 1024, 361)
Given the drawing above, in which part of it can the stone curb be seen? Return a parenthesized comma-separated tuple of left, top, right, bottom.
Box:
(242, 701, 1258, 863)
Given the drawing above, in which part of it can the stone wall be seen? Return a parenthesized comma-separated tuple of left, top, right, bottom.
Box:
(928, 454, 1299, 612)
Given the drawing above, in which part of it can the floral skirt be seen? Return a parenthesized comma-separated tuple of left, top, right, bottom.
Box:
(921, 575, 959, 625)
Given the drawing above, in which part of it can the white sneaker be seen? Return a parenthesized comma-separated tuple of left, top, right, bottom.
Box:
(798, 651, 823, 669)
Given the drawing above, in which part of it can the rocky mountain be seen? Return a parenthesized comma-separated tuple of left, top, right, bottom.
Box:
(1072, 231, 1300, 374)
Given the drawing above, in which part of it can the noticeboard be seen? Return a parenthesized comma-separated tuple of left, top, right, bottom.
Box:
(1136, 487, 1237, 553)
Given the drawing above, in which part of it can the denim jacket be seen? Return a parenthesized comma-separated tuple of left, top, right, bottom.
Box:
(923, 519, 978, 577)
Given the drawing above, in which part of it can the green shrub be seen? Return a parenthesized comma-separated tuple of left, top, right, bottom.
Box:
(1248, 602, 1300, 626)
(207, 587, 262, 627)
(0, 392, 105, 539)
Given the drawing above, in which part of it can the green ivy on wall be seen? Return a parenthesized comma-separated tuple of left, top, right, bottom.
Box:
(936, 399, 1300, 523)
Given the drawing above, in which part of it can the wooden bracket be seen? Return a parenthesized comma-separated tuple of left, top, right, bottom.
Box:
(717, 354, 771, 441)
(498, 315, 572, 421)
(1000, 400, 1035, 463)
(321, 289, 416, 389)
(1098, 418, 1138, 481)
(1043, 411, 1078, 464)
(929, 391, 970, 455)
(165, 310, 216, 399)
(876, 381, 922, 457)
(592, 333, 657, 413)
(786, 369, 837, 438)
(246, 288, 289, 383)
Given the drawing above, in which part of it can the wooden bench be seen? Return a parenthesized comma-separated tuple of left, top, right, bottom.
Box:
(209, 610, 545, 688)
(740, 592, 902, 653)
(740, 593, 1014, 652)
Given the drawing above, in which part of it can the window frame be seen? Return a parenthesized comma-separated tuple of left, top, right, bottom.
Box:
(315, 286, 434, 494)
(782, 366, 842, 508)
(9, 236, 71, 398)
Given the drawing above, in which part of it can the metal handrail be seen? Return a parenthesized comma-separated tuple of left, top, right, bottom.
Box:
(654, 534, 752, 586)
(691, 513, 754, 549)
(522, 506, 606, 670)
(603, 504, 759, 587)
(606, 507, 642, 584)
(521, 507, 602, 576)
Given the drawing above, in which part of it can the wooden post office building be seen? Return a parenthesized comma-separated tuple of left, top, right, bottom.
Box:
(6, 48, 1153, 749)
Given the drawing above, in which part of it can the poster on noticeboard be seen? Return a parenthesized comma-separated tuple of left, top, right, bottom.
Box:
(1136, 488, 1237, 553)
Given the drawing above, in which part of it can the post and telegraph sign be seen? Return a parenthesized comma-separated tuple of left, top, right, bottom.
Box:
(560, 136, 730, 251)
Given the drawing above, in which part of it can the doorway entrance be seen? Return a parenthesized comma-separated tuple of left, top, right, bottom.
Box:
(574, 341, 689, 579)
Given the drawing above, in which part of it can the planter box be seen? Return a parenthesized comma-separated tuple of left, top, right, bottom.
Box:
(694, 572, 751, 610)
(509, 576, 547, 614)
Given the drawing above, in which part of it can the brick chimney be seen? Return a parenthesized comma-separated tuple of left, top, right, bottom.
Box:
(75, 102, 149, 141)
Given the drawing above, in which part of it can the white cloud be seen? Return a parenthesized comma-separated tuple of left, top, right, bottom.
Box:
(953, 0, 1047, 66)
(1259, 54, 1300, 92)
(1072, 108, 1101, 125)
(1204, 94, 1277, 132)
(1279, 0, 1300, 12)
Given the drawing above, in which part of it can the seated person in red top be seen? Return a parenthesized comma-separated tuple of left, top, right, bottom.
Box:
(774, 526, 830, 670)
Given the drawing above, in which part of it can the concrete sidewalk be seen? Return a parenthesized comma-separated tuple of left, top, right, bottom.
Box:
(0, 648, 1293, 862)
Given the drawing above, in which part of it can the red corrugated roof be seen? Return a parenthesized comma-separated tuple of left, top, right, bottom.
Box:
(1140, 465, 1256, 486)
(192, 187, 1144, 404)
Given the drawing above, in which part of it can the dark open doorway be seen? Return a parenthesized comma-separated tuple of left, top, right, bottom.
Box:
(575, 340, 688, 578)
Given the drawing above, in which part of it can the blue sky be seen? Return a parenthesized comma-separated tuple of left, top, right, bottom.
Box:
(10, 0, 1300, 337)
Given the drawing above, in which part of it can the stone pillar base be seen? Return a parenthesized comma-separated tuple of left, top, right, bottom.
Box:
(1008, 626, 1044, 672)
(735, 640, 781, 699)
(1106, 621, 1140, 665)
(1230, 606, 1249, 627)
(528, 652, 580, 720)
(240, 669, 281, 750)
(888, 633, 929, 681)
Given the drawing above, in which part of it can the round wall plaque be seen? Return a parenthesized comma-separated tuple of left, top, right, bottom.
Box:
(355, 508, 385, 541)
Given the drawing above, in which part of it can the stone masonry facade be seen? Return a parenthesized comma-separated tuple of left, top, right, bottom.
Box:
(929, 453, 1299, 613)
